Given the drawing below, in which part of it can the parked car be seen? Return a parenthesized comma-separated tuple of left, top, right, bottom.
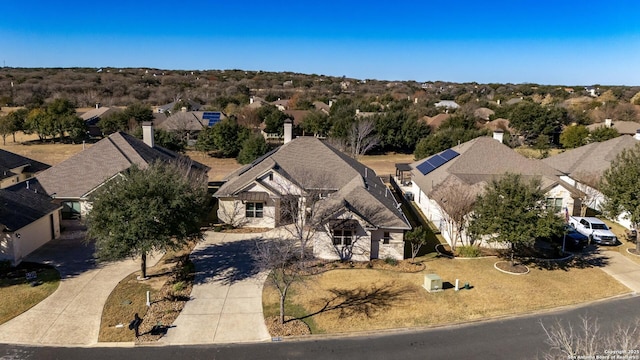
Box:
(568, 216, 618, 245)
(551, 224, 589, 250)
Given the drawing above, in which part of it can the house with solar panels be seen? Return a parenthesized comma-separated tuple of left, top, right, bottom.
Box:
(410, 136, 582, 248)
(214, 135, 411, 261)
(157, 109, 225, 145)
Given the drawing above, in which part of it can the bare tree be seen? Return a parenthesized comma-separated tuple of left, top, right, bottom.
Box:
(430, 179, 477, 250)
(218, 200, 248, 228)
(540, 316, 640, 359)
(252, 237, 304, 325)
(349, 119, 379, 158)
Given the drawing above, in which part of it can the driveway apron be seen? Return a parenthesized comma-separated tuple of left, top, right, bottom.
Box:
(0, 223, 160, 346)
(161, 231, 271, 345)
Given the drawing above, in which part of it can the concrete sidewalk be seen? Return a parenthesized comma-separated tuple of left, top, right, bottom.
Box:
(161, 231, 271, 345)
(600, 249, 640, 293)
(0, 225, 160, 346)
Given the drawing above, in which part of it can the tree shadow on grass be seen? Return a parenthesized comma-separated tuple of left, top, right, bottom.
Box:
(521, 248, 610, 271)
(189, 238, 262, 286)
(296, 282, 412, 321)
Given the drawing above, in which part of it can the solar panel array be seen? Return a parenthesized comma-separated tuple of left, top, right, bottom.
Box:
(416, 149, 460, 175)
(203, 112, 221, 126)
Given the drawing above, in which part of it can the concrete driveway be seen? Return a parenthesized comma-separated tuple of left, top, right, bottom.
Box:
(161, 231, 271, 345)
(0, 222, 160, 346)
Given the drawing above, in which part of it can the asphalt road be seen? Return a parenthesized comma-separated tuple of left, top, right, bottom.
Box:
(1, 295, 637, 360)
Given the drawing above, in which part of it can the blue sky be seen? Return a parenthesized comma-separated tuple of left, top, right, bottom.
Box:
(2, 1, 640, 85)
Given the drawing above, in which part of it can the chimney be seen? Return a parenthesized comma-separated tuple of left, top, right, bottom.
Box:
(355, 109, 360, 115)
(493, 130, 504, 144)
(95, 103, 100, 109)
(635, 129, 640, 141)
(329, 100, 333, 108)
(414, 97, 418, 104)
(605, 118, 612, 128)
(181, 106, 187, 112)
(142, 122, 155, 148)
(250, 96, 254, 104)
(284, 119, 293, 144)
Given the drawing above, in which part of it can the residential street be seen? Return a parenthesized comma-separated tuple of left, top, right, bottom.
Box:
(1, 295, 638, 360)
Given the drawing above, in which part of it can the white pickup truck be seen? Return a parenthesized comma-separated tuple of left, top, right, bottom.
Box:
(568, 216, 618, 245)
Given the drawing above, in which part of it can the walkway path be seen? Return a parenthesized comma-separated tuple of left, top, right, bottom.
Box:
(160, 231, 271, 345)
(0, 224, 160, 346)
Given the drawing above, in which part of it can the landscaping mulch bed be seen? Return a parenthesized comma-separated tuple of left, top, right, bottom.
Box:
(494, 261, 529, 274)
(136, 255, 195, 343)
(266, 316, 311, 337)
(301, 259, 425, 275)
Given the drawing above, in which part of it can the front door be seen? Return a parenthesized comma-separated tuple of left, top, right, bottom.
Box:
(370, 238, 379, 259)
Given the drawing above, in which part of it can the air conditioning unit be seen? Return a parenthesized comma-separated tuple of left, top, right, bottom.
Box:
(423, 274, 443, 292)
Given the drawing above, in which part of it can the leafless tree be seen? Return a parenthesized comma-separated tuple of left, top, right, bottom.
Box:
(218, 200, 248, 228)
(252, 237, 304, 325)
(540, 316, 640, 359)
(349, 119, 379, 158)
(430, 179, 477, 250)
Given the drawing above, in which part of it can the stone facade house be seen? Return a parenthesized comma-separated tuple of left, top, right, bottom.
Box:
(214, 136, 411, 261)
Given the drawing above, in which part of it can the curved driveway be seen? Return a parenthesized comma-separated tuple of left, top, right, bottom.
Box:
(0, 224, 160, 346)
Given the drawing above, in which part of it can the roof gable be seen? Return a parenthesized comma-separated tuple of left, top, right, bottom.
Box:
(0, 180, 61, 231)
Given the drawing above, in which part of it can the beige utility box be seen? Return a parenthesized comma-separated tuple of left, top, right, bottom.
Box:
(423, 274, 443, 292)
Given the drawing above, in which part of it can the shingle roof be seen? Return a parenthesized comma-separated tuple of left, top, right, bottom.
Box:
(216, 137, 409, 229)
(411, 137, 579, 197)
(542, 135, 640, 179)
(0, 180, 61, 231)
(0, 149, 50, 180)
(586, 121, 640, 136)
(36, 132, 209, 198)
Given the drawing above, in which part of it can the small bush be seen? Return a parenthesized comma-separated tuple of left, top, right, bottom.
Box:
(457, 245, 482, 258)
(172, 281, 185, 292)
(384, 257, 398, 266)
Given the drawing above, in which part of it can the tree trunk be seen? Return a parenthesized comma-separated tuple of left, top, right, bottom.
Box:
(141, 252, 147, 279)
(12, 132, 16, 143)
(636, 235, 640, 253)
(510, 244, 515, 266)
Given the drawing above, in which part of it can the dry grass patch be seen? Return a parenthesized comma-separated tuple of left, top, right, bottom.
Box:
(264, 257, 629, 335)
(98, 244, 195, 342)
(0, 263, 60, 324)
(359, 153, 415, 177)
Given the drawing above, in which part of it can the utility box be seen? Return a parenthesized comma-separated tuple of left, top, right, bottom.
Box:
(423, 274, 443, 292)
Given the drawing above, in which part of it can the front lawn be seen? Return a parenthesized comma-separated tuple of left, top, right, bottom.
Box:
(0, 262, 60, 324)
(263, 255, 629, 335)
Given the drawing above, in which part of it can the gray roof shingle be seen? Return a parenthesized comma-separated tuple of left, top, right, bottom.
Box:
(216, 137, 410, 229)
(542, 135, 640, 180)
(411, 137, 579, 197)
(0, 180, 61, 231)
(36, 132, 209, 199)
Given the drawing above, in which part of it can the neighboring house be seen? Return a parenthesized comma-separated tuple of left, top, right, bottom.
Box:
(0, 181, 62, 265)
(473, 107, 495, 121)
(284, 110, 310, 127)
(422, 113, 451, 131)
(410, 136, 582, 248)
(155, 99, 203, 114)
(248, 96, 268, 109)
(157, 110, 225, 143)
(0, 150, 50, 189)
(214, 136, 411, 261)
(272, 99, 289, 111)
(542, 135, 640, 229)
(586, 119, 640, 136)
(505, 97, 524, 106)
(313, 101, 331, 115)
(80, 105, 122, 137)
(36, 124, 209, 220)
(434, 100, 460, 110)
